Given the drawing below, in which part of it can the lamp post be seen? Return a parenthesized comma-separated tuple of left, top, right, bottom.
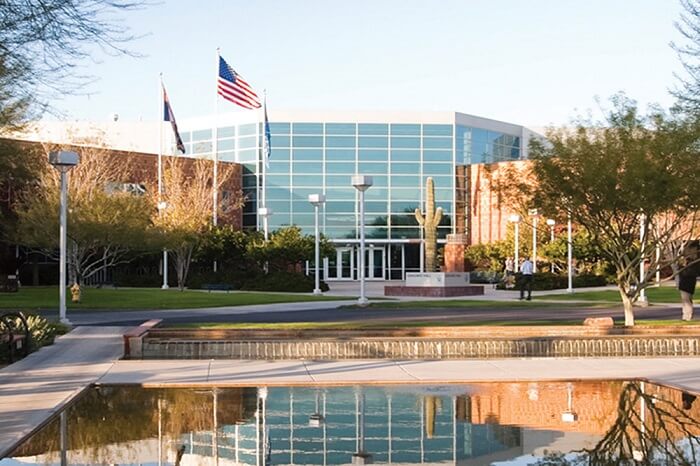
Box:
(258, 207, 273, 241)
(546, 219, 556, 273)
(508, 214, 521, 272)
(49, 151, 79, 325)
(352, 175, 373, 306)
(157, 201, 169, 289)
(308, 193, 326, 295)
(567, 213, 573, 293)
(529, 209, 539, 272)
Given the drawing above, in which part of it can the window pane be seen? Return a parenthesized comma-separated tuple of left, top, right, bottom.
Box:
(390, 124, 420, 136)
(423, 137, 452, 149)
(423, 164, 453, 176)
(326, 201, 356, 212)
(218, 126, 235, 138)
(358, 162, 387, 173)
(219, 151, 235, 162)
(238, 136, 257, 149)
(192, 141, 212, 154)
(326, 149, 356, 161)
(358, 123, 388, 135)
(391, 162, 420, 175)
(372, 175, 388, 187)
(267, 187, 291, 200)
(292, 135, 323, 147)
(217, 139, 235, 151)
(326, 175, 355, 187)
(292, 163, 323, 174)
(270, 122, 290, 134)
(391, 201, 420, 213)
(326, 136, 355, 148)
(292, 122, 323, 134)
(423, 124, 453, 136)
(268, 161, 289, 174)
(326, 162, 355, 174)
(358, 149, 388, 162)
(325, 187, 355, 200)
(271, 135, 290, 147)
(325, 215, 356, 227)
(358, 136, 388, 148)
(365, 201, 387, 213)
(239, 123, 256, 136)
(390, 137, 420, 149)
(270, 148, 290, 160)
(391, 176, 420, 187)
(238, 149, 257, 162)
(267, 200, 291, 213)
(192, 129, 212, 141)
(390, 189, 418, 201)
(423, 150, 453, 162)
(326, 123, 356, 135)
(391, 150, 420, 162)
(293, 149, 323, 161)
(267, 175, 290, 187)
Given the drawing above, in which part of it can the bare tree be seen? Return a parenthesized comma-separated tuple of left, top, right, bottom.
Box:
(14, 138, 152, 284)
(153, 157, 243, 290)
(671, 0, 700, 114)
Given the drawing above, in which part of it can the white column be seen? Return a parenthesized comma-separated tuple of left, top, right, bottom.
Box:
(532, 216, 538, 272)
(359, 188, 367, 305)
(59, 170, 69, 325)
(514, 222, 520, 272)
(639, 215, 647, 304)
(567, 215, 573, 293)
(314, 203, 321, 295)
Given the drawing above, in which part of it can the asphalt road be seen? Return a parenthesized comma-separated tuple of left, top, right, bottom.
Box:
(38, 302, 687, 327)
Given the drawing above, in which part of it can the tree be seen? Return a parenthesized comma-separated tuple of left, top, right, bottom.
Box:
(524, 96, 700, 326)
(0, 0, 142, 127)
(671, 0, 700, 114)
(13, 142, 152, 285)
(153, 157, 242, 290)
(246, 226, 335, 274)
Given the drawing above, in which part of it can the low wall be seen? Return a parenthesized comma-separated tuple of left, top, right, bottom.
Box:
(134, 326, 700, 360)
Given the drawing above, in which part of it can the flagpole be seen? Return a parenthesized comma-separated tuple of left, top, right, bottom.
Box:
(158, 74, 169, 290)
(212, 48, 220, 273)
(262, 91, 268, 240)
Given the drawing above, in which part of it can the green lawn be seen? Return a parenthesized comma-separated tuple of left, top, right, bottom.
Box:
(536, 286, 698, 303)
(0, 286, 349, 311)
(362, 299, 611, 309)
(172, 318, 700, 330)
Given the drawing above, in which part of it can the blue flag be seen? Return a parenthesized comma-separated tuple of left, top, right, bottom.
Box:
(163, 85, 185, 154)
(263, 99, 271, 167)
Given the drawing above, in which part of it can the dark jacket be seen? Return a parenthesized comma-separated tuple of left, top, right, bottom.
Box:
(679, 264, 698, 295)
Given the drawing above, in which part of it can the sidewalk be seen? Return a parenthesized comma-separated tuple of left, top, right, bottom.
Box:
(0, 326, 128, 458)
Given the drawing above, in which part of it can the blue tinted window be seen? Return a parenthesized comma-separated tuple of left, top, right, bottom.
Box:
(293, 149, 322, 161)
(423, 137, 452, 149)
(292, 135, 323, 147)
(326, 136, 355, 148)
(292, 162, 323, 174)
(358, 149, 388, 161)
(391, 137, 420, 149)
(271, 135, 290, 147)
(267, 175, 290, 187)
(391, 201, 420, 213)
(423, 124, 453, 136)
(390, 189, 418, 201)
(293, 174, 322, 187)
(366, 227, 388, 239)
(423, 164, 453, 176)
(324, 227, 356, 239)
(238, 136, 257, 150)
(270, 148, 289, 160)
(325, 216, 356, 227)
(269, 122, 290, 134)
(358, 136, 388, 148)
(218, 151, 235, 162)
(358, 123, 388, 135)
(267, 187, 291, 200)
(326, 175, 355, 187)
(238, 123, 256, 136)
(268, 161, 289, 174)
(242, 176, 257, 188)
(290, 188, 322, 200)
(192, 129, 212, 141)
(423, 150, 453, 162)
(364, 187, 388, 200)
(434, 188, 454, 202)
(365, 201, 388, 213)
(292, 122, 323, 134)
(218, 126, 235, 138)
(326, 162, 355, 174)
(326, 149, 356, 161)
(180, 131, 191, 143)
(326, 201, 356, 212)
(391, 176, 420, 187)
(358, 162, 388, 173)
(391, 150, 420, 162)
(391, 227, 420, 239)
(372, 175, 388, 187)
(325, 187, 355, 200)
(391, 163, 419, 175)
(238, 149, 257, 162)
(267, 200, 291, 213)
(472, 128, 488, 143)
(217, 139, 235, 151)
(391, 124, 420, 136)
(326, 123, 356, 135)
(426, 176, 452, 189)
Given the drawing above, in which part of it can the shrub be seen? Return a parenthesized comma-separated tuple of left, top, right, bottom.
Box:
(240, 271, 329, 293)
(496, 273, 607, 290)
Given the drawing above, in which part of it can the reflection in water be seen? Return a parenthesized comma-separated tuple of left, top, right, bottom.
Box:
(3, 381, 700, 465)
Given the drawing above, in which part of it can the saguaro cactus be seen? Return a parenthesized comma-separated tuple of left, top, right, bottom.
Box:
(415, 177, 443, 272)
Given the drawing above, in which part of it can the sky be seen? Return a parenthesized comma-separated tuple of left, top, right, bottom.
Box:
(50, 0, 687, 128)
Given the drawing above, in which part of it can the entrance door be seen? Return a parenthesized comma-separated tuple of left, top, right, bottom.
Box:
(365, 245, 385, 280)
(329, 247, 353, 280)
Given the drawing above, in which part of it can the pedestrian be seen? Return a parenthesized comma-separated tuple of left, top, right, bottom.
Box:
(519, 257, 534, 301)
(678, 243, 699, 321)
(504, 257, 514, 276)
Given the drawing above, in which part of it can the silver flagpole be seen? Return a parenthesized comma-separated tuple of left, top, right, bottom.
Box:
(213, 49, 220, 272)
(158, 74, 169, 289)
(262, 92, 268, 240)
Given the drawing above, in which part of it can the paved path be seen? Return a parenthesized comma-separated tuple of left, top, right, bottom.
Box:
(0, 326, 128, 458)
(100, 357, 700, 395)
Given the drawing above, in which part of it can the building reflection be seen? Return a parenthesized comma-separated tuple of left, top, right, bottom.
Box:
(7, 381, 700, 465)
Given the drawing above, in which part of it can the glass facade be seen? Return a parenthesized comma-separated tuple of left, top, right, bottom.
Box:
(179, 113, 525, 280)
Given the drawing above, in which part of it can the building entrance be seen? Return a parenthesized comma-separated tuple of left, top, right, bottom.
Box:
(327, 245, 386, 280)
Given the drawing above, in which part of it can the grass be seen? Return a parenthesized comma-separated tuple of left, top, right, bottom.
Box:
(0, 286, 350, 311)
(536, 286, 699, 303)
(362, 299, 612, 309)
(171, 318, 700, 330)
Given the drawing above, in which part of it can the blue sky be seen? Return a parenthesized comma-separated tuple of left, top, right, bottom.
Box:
(54, 0, 685, 127)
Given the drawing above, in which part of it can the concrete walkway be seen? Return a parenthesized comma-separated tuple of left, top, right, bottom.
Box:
(0, 326, 128, 458)
(99, 357, 700, 395)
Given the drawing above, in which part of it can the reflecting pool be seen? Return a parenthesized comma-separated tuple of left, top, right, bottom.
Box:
(3, 381, 700, 465)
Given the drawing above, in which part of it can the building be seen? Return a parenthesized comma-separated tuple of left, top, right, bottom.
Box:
(177, 110, 540, 281)
(13, 111, 541, 281)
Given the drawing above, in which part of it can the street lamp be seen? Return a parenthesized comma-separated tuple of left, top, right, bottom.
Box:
(157, 201, 169, 289)
(529, 209, 539, 272)
(49, 151, 79, 325)
(546, 219, 556, 273)
(308, 193, 326, 295)
(352, 175, 373, 306)
(258, 207, 273, 241)
(508, 214, 521, 272)
(567, 213, 573, 293)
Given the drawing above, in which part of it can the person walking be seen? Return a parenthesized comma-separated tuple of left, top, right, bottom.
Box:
(678, 244, 698, 321)
(519, 257, 534, 301)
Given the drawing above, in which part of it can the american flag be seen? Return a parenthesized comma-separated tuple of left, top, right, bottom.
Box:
(217, 56, 261, 109)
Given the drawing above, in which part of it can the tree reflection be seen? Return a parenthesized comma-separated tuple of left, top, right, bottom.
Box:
(533, 382, 700, 465)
